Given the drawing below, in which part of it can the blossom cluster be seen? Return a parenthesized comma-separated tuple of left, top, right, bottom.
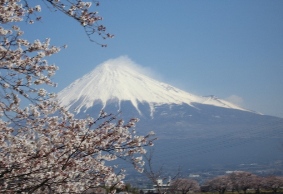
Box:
(0, 106, 155, 193)
(0, 1, 154, 193)
(45, 0, 114, 45)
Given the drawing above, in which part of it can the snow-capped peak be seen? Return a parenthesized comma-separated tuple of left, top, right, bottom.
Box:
(57, 56, 248, 115)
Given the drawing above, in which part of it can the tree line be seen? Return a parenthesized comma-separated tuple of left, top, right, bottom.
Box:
(140, 171, 283, 194)
(202, 171, 283, 194)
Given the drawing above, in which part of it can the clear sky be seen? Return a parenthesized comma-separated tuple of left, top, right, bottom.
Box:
(21, 1, 283, 118)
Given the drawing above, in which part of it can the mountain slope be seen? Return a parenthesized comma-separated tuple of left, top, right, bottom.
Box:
(57, 57, 283, 176)
(58, 56, 249, 116)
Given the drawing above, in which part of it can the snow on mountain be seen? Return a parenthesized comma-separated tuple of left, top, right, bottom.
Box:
(57, 56, 249, 115)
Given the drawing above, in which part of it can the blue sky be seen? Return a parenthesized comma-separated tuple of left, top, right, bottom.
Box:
(22, 1, 283, 117)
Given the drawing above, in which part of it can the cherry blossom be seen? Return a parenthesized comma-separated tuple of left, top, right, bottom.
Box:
(171, 178, 200, 194)
(0, 1, 154, 193)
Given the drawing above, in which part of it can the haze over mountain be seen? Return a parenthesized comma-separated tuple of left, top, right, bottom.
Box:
(58, 57, 283, 175)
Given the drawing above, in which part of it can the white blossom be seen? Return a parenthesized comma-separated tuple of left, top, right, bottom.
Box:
(34, 5, 41, 12)
(0, 1, 154, 193)
(3, 83, 9, 88)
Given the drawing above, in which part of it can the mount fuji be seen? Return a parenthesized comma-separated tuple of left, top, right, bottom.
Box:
(58, 56, 250, 116)
(58, 56, 283, 175)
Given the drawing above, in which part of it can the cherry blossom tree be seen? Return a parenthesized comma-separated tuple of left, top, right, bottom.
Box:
(262, 176, 283, 193)
(0, 0, 155, 193)
(228, 171, 256, 194)
(170, 178, 200, 194)
(205, 175, 231, 194)
(251, 175, 264, 194)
